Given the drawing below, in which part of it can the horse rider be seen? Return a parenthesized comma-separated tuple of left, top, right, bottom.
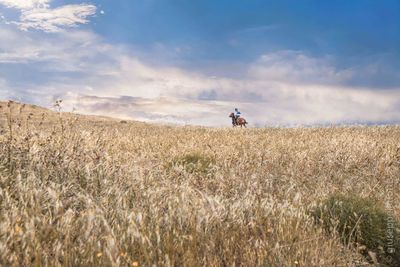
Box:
(234, 108, 241, 125)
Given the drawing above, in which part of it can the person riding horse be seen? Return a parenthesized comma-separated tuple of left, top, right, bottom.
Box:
(229, 108, 248, 127)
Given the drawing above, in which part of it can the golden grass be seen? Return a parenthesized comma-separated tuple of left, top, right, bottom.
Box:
(0, 101, 399, 266)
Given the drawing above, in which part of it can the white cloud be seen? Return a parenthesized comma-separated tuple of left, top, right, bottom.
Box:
(61, 94, 232, 125)
(0, 0, 96, 32)
(0, 0, 49, 9)
(0, 24, 399, 126)
(58, 87, 400, 127)
(0, 26, 99, 63)
(248, 51, 353, 85)
(17, 4, 96, 32)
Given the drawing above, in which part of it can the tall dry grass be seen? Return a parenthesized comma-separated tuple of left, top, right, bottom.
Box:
(0, 101, 399, 266)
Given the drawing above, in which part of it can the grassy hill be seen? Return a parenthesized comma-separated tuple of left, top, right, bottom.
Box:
(0, 100, 399, 266)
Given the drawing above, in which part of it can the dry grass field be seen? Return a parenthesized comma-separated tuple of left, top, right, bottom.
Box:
(0, 100, 399, 266)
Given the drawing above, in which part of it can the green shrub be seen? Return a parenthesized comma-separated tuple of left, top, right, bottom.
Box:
(311, 194, 400, 266)
(173, 153, 215, 174)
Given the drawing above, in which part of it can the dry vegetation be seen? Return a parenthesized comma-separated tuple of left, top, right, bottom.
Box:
(0, 100, 399, 266)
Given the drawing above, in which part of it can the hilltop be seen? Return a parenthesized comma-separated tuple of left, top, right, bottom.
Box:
(0, 101, 399, 266)
(0, 100, 120, 124)
(0, 100, 52, 120)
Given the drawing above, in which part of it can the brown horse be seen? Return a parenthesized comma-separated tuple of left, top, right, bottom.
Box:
(229, 113, 248, 128)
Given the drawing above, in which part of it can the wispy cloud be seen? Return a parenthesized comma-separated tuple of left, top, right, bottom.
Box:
(0, 0, 50, 9)
(0, 21, 399, 126)
(61, 94, 233, 125)
(248, 51, 353, 85)
(0, 0, 96, 32)
(59, 88, 400, 127)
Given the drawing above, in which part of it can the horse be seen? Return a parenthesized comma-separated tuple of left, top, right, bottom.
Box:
(229, 112, 248, 128)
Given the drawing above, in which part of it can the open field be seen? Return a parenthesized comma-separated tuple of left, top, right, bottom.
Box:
(0, 101, 399, 266)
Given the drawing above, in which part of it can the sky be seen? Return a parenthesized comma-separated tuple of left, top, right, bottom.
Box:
(0, 0, 399, 126)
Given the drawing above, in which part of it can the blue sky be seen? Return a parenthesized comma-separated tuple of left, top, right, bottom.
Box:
(0, 0, 399, 126)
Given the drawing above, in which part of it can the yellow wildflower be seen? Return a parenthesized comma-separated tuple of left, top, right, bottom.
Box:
(15, 225, 22, 233)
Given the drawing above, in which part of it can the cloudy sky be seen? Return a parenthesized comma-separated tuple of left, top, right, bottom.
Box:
(0, 0, 399, 126)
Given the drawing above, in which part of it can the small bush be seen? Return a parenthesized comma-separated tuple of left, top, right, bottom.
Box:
(173, 153, 215, 174)
(311, 194, 400, 266)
